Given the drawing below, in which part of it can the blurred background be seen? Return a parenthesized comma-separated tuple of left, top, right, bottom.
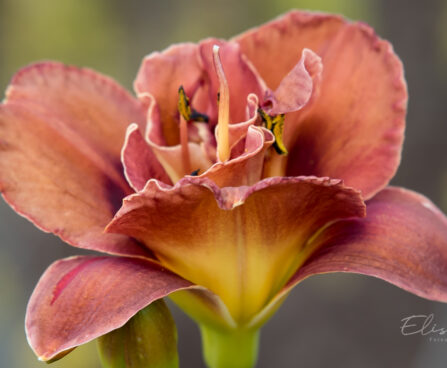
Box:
(0, 0, 446, 367)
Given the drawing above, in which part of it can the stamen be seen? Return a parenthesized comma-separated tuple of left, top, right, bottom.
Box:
(178, 86, 191, 175)
(258, 108, 288, 155)
(179, 115, 191, 175)
(213, 45, 230, 162)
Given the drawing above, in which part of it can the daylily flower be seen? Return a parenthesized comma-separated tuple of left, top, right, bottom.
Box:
(1, 9, 446, 368)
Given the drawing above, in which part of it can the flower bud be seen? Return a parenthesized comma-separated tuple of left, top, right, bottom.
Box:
(97, 299, 178, 368)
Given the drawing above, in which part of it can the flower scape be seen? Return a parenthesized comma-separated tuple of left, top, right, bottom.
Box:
(0, 10, 446, 368)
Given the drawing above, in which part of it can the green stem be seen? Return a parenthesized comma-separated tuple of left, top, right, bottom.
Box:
(199, 324, 260, 368)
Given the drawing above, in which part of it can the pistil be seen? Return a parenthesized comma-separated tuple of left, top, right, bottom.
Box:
(213, 45, 230, 162)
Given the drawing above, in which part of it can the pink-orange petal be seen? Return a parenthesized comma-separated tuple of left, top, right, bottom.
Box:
(226, 93, 260, 151)
(26, 256, 194, 361)
(0, 62, 149, 257)
(122, 123, 172, 191)
(234, 11, 345, 89)
(106, 176, 365, 322)
(285, 22, 407, 199)
(134, 43, 203, 146)
(266, 48, 322, 115)
(262, 49, 323, 179)
(283, 187, 447, 302)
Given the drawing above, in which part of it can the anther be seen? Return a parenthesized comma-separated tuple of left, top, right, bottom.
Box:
(258, 108, 288, 155)
(178, 86, 209, 123)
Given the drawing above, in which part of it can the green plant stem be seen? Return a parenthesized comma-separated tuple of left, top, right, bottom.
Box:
(199, 324, 260, 368)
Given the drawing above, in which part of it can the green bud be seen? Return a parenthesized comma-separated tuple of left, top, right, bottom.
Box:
(97, 299, 179, 368)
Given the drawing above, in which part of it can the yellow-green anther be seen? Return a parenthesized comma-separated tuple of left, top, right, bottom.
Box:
(271, 114, 288, 155)
(178, 85, 192, 121)
(178, 86, 209, 123)
(258, 108, 288, 155)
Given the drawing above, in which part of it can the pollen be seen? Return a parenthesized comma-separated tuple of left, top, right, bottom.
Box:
(258, 108, 288, 155)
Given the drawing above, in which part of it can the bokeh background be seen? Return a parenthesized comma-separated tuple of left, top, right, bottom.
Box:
(0, 0, 446, 367)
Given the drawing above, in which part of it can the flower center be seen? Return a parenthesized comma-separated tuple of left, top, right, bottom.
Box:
(173, 44, 289, 182)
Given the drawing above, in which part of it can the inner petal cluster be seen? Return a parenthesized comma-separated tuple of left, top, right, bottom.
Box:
(110, 39, 341, 323)
(130, 39, 321, 188)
